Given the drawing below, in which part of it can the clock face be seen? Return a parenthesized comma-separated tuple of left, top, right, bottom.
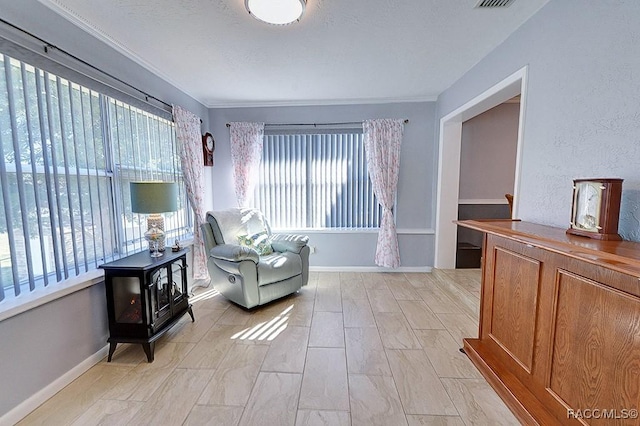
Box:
(206, 135, 214, 151)
(572, 181, 603, 232)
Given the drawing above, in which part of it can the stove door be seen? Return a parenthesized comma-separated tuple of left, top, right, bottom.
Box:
(150, 266, 172, 331)
(112, 276, 143, 324)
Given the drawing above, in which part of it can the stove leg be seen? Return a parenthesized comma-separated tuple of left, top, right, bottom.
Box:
(187, 305, 195, 323)
(142, 342, 155, 363)
(107, 342, 118, 362)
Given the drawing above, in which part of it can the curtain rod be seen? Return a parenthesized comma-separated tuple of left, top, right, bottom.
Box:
(0, 17, 175, 114)
(225, 119, 409, 128)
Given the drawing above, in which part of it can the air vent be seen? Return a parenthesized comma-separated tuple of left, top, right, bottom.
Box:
(475, 0, 515, 8)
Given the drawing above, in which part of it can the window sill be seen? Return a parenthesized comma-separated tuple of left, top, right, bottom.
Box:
(272, 228, 435, 235)
(0, 238, 196, 323)
(273, 228, 381, 234)
(0, 269, 105, 322)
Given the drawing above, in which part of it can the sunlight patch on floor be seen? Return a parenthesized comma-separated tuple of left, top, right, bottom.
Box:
(231, 304, 294, 342)
(189, 288, 220, 304)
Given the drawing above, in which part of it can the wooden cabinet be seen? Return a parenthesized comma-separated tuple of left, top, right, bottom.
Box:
(457, 220, 640, 425)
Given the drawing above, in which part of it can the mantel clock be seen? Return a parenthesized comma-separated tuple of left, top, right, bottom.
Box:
(567, 178, 622, 240)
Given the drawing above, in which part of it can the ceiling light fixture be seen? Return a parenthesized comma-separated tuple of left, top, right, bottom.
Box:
(245, 0, 306, 25)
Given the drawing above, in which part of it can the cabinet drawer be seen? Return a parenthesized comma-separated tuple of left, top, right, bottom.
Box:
(557, 254, 640, 298)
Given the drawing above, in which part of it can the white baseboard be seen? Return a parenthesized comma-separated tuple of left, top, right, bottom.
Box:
(1, 345, 109, 425)
(310, 266, 432, 273)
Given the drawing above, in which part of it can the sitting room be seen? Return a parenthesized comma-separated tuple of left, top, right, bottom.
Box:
(1, 0, 639, 425)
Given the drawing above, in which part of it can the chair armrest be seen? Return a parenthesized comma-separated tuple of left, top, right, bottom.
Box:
(209, 244, 259, 264)
(270, 234, 309, 254)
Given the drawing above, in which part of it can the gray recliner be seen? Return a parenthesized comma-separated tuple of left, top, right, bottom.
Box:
(201, 208, 310, 309)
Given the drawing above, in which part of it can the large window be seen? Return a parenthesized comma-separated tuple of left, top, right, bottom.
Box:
(254, 130, 381, 230)
(0, 53, 190, 303)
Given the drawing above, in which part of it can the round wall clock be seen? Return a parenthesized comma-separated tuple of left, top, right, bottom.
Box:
(202, 132, 214, 167)
(567, 178, 623, 240)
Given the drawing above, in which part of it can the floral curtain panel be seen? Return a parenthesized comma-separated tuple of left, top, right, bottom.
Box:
(229, 122, 265, 207)
(173, 105, 208, 281)
(363, 118, 405, 268)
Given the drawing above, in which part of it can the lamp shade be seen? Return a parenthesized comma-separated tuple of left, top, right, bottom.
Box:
(130, 182, 178, 214)
(245, 0, 306, 25)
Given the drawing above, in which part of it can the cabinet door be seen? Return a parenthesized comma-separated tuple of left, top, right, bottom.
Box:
(544, 268, 640, 425)
(482, 235, 544, 378)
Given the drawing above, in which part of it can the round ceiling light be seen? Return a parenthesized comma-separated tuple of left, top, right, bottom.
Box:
(245, 0, 306, 25)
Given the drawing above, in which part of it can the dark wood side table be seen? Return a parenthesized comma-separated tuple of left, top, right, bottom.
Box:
(99, 249, 195, 362)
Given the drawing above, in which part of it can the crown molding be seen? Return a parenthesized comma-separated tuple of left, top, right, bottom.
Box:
(204, 95, 438, 109)
(37, 0, 438, 111)
(37, 0, 201, 104)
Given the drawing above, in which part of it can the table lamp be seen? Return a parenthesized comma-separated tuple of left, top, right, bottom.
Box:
(130, 181, 178, 257)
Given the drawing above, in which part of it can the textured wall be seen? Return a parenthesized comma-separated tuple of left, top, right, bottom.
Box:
(0, 0, 208, 122)
(459, 103, 519, 200)
(208, 102, 437, 268)
(30, 0, 550, 106)
(437, 0, 640, 240)
(0, 1, 207, 419)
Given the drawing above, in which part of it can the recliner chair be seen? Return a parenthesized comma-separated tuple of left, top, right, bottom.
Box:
(200, 208, 310, 309)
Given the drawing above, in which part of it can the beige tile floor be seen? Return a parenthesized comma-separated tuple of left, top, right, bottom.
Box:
(18, 270, 520, 426)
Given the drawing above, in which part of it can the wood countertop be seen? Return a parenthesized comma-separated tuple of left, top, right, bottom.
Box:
(456, 219, 640, 280)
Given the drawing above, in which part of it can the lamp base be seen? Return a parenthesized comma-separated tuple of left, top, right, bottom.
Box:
(147, 214, 166, 251)
(144, 224, 165, 258)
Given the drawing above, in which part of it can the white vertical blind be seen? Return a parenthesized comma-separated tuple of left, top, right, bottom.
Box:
(254, 131, 381, 230)
(0, 53, 191, 303)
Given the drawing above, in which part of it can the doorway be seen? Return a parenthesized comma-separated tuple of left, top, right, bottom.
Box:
(434, 66, 528, 269)
(455, 98, 520, 268)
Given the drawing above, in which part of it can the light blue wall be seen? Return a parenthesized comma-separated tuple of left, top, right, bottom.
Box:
(208, 102, 437, 268)
(437, 0, 640, 240)
(459, 103, 519, 200)
(9, 0, 639, 418)
(0, 284, 108, 417)
(0, 0, 208, 122)
(0, 0, 207, 419)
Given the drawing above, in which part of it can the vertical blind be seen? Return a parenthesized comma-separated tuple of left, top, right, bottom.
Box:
(254, 131, 381, 229)
(0, 53, 190, 302)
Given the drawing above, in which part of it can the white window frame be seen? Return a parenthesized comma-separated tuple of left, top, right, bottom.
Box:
(0, 52, 192, 307)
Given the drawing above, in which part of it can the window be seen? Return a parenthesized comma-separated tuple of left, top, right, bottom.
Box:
(107, 98, 189, 253)
(0, 53, 191, 303)
(254, 130, 381, 230)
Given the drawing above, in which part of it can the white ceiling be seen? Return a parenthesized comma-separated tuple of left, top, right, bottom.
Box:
(38, 0, 550, 108)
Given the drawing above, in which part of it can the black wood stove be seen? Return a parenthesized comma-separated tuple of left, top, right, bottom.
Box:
(99, 249, 194, 362)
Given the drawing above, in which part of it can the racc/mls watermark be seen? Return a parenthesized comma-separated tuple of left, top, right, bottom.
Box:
(567, 409, 638, 420)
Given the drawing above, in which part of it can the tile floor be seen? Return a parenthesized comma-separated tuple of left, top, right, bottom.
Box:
(18, 270, 520, 425)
